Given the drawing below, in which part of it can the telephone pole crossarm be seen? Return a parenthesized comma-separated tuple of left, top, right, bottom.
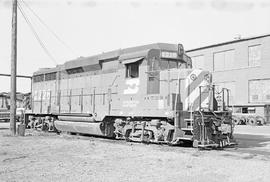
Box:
(0, 73, 32, 79)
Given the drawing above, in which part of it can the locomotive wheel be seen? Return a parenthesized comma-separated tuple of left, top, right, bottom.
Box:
(143, 130, 154, 143)
(247, 116, 256, 126)
(124, 129, 132, 141)
(34, 121, 39, 129)
(41, 123, 49, 131)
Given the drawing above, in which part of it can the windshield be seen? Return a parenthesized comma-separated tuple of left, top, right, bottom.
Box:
(149, 58, 181, 71)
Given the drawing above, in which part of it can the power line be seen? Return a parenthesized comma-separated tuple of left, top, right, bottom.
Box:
(20, 0, 79, 57)
(17, 2, 58, 66)
(18, 2, 57, 65)
(0, 73, 32, 79)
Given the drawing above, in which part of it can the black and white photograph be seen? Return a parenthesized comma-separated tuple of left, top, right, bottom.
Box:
(0, 0, 270, 181)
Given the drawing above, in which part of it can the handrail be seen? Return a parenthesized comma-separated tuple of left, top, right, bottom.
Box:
(198, 109, 205, 144)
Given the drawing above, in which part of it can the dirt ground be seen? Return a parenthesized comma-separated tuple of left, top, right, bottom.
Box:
(1, 123, 270, 182)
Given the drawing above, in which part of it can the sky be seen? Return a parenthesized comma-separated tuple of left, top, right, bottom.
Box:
(0, 0, 269, 93)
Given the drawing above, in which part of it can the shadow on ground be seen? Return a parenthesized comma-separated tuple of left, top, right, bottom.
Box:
(228, 134, 270, 156)
(234, 134, 270, 149)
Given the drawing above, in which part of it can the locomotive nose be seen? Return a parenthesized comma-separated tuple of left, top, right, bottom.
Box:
(183, 69, 213, 111)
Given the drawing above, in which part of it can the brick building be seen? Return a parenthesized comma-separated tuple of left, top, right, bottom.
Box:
(186, 34, 270, 122)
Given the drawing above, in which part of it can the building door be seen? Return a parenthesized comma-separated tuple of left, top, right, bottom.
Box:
(264, 105, 270, 124)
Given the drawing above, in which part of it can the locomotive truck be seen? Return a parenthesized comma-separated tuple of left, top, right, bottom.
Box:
(26, 43, 236, 148)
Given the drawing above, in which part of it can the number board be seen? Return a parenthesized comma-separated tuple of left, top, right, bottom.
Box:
(161, 51, 177, 59)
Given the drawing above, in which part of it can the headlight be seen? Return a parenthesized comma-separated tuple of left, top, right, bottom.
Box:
(190, 74, 197, 81)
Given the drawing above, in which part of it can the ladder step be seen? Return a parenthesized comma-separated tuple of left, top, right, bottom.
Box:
(178, 136, 193, 141)
(181, 128, 193, 131)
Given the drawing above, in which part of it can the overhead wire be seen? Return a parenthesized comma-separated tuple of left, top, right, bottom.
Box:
(17, 1, 58, 66)
(19, 0, 79, 57)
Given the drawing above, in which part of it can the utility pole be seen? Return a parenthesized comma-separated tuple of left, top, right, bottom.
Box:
(10, 0, 17, 135)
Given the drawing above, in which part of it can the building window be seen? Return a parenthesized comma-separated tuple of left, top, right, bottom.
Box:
(213, 50, 235, 71)
(249, 79, 270, 103)
(191, 55, 204, 69)
(126, 62, 139, 78)
(248, 45, 261, 67)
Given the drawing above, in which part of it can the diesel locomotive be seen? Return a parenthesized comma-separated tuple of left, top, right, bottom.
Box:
(27, 43, 236, 148)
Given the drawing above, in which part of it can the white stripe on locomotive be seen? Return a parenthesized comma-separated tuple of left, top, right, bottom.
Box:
(184, 69, 210, 111)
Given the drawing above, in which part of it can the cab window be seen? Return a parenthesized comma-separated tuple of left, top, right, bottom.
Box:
(126, 62, 139, 78)
(159, 59, 179, 70)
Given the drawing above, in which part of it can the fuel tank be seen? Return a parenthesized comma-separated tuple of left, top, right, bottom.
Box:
(54, 120, 113, 137)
